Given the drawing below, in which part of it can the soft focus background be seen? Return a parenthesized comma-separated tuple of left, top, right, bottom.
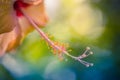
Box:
(0, 0, 120, 80)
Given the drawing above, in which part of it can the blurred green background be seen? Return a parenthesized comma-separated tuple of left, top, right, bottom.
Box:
(0, 0, 120, 80)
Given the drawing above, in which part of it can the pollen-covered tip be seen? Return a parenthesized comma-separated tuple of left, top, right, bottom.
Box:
(86, 46, 91, 50)
(86, 63, 94, 67)
(90, 51, 93, 55)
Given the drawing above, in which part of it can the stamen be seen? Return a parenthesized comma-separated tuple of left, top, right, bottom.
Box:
(21, 10, 93, 67)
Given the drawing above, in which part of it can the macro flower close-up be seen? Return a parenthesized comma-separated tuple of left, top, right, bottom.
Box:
(0, 0, 120, 80)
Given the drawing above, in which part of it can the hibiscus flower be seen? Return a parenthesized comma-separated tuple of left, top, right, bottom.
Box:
(0, 0, 93, 67)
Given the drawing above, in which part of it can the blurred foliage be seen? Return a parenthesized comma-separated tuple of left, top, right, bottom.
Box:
(0, 0, 120, 80)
